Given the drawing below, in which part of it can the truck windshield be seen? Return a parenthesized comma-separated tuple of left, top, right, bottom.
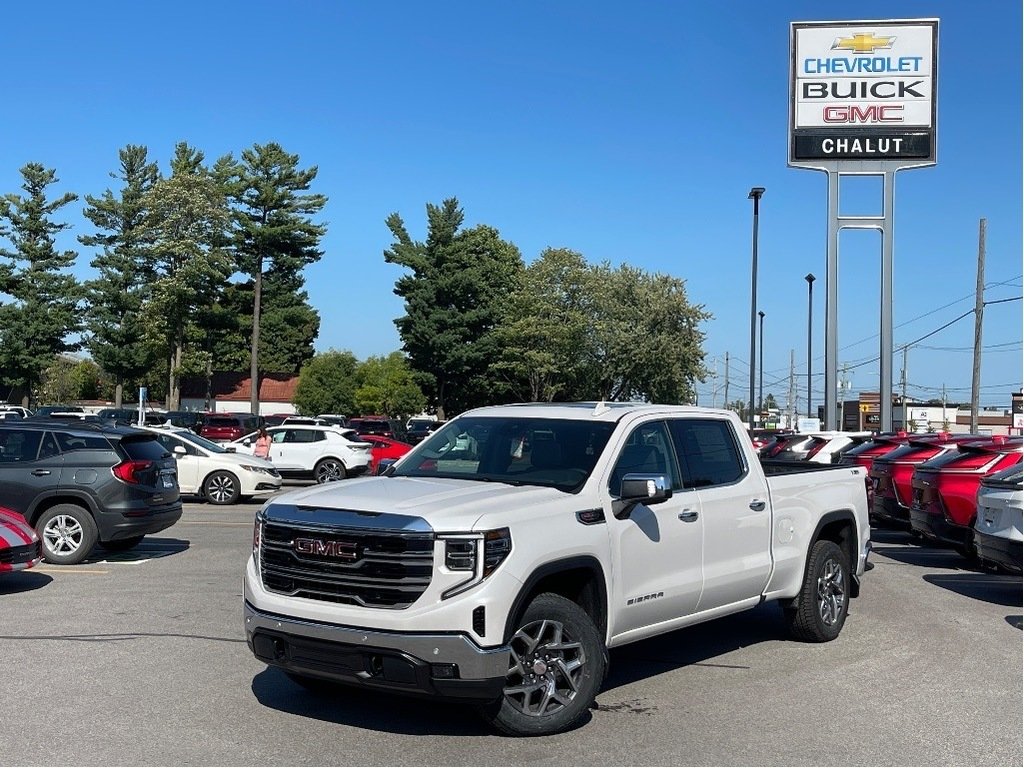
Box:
(391, 416, 617, 493)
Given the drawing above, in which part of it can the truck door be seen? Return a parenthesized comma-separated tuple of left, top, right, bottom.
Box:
(668, 418, 772, 612)
(604, 420, 703, 638)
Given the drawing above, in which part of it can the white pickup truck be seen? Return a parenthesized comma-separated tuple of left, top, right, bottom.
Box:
(244, 403, 871, 736)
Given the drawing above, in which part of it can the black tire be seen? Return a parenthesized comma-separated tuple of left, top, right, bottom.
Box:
(478, 592, 606, 737)
(36, 504, 98, 565)
(99, 535, 145, 552)
(785, 539, 850, 643)
(204, 470, 241, 505)
(314, 458, 346, 484)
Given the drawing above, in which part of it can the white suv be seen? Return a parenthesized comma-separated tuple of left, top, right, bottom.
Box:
(229, 426, 372, 483)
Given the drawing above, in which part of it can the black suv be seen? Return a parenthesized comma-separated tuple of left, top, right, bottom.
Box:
(0, 421, 182, 564)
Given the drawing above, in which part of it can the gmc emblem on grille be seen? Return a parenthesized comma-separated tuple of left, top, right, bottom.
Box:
(293, 538, 359, 561)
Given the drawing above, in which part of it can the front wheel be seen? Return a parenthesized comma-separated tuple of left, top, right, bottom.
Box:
(785, 539, 850, 642)
(36, 504, 98, 565)
(314, 459, 346, 484)
(204, 470, 241, 505)
(479, 592, 606, 736)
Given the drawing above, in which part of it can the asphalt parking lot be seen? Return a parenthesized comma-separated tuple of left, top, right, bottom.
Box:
(2, 497, 1021, 766)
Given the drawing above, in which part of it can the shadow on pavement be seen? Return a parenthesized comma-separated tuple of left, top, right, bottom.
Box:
(602, 601, 786, 693)
(1007, 615, 1023, 630)
(84, 536, 191, 565)
(250, 667, 494, 736)
(0, 571, 53, 594)
(923, 573, 1023, 607)
(871, 544, 968, 570)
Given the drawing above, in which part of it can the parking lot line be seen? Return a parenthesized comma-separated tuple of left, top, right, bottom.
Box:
(34, 568, 109, 575)
(179, 521, 251, 526)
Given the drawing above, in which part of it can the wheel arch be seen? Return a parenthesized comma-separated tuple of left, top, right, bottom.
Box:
(808, 509, 860, 598)
(26, 492, 98, 528)
(503, 556, 609, 644)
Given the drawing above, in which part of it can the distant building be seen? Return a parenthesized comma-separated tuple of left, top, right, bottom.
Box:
(180, 372, 299, 416)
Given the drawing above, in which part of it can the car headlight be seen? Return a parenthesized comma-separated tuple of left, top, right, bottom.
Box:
(438, 528, 512, 599)
(239, 464, 268, 474)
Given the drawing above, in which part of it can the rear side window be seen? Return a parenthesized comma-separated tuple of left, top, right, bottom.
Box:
(670, 419, 746, 488)
(0, 429, 42, 462)
(119, 437, 171, 461)
(55, 433, 113, 452)
(205, 417, 239, 428)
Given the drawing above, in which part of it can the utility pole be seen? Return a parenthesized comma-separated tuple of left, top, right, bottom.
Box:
(788, 349, 796, 430)
(724, 352, 730, 410)
(971, 218, 986, 432)
(901, 347, 908, 430)
(838, 362, 850, 431)
(710, 357, 718, 409)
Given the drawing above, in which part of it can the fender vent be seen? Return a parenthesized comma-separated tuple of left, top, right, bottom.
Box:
(472, 606, 486, 637)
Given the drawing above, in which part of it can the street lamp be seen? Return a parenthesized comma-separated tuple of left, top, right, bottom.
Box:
(805, 273, 815, 419)
(747, 186, 765, 430)
(758, 310, 765, 416)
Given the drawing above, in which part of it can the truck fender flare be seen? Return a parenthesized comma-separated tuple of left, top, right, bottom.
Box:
(805, 508, 860, 598)
(503, 555, 609, 643)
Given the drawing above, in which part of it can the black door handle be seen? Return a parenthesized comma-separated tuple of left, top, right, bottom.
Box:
(32, 469, 51, 476)
(749, 499, 766, 512)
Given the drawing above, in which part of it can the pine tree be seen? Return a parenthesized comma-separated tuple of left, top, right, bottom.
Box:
(0, 163, 82, 406)
(79, 145, 160, 407)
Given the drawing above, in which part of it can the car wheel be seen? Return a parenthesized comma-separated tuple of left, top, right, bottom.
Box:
(785, 539, 850, 643)
(314, 459, 346, 484)
(204, 470, 241, 505)
(36, 504, 98, 566)
(99, 535, 145, 552)
(478, 592, 606, 737)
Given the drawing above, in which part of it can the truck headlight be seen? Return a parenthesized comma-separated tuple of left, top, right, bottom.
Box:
(439, 528, 512, 599)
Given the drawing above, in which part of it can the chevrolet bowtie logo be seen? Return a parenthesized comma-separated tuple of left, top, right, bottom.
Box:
(832, 33, 896, 54)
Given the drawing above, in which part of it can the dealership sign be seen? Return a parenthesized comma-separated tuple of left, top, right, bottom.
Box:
(790, 19, 938, 165)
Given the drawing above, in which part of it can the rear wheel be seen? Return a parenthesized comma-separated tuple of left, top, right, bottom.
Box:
(314, 459, 346, 483)
(479, 592, 605, 736)
(36, 504, 98, 565)
(785, 539, 850, 642)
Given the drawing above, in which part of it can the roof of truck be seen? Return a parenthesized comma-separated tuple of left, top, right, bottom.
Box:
(459, 401, 734, 423)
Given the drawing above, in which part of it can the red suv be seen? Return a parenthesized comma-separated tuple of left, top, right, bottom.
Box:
(869, 433, 986, 528)
(199, 413, 263, 442)
(838, 431, 911, 508)
(909, 436, 1023, 556)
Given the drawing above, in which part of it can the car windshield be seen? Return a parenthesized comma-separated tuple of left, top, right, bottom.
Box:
(174, 430, 228, 454)
(390, 416, 617, 493)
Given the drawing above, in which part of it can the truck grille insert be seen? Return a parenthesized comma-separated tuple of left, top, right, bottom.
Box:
(260, 522, 434, 609)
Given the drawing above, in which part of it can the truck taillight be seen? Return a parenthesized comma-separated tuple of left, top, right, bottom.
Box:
(111, 460, 153, 485)
(440, 528, 512, 599)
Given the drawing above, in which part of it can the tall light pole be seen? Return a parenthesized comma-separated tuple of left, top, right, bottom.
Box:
(747, 186, 765, 430)
(805, 273, 815, 419)
(758, 310, 765, 417)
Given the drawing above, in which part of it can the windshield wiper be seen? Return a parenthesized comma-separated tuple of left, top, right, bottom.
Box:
(475, 475, 530, 487)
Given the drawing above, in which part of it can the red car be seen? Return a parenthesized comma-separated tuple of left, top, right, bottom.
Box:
(869, 433, 987, 528)
(199, 413, 263, 442)
(909, 436, 1023, 556)
(358, 434, 413, 474)
(1, 506, 42, 574)
(838, 431, 911, 507)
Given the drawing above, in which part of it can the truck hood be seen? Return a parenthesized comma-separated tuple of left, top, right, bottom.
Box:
(263, 475, 570, 531)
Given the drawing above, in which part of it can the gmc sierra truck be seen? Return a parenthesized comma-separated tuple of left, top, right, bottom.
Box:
(244, 402, 871, 736)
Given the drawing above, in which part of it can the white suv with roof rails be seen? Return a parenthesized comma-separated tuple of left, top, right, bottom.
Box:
(228, 425, 372, 483)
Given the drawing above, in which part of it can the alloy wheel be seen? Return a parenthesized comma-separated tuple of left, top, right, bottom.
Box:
(503, 619, 587, 718)
(208, 474, 236, 503)
(315, 460, 343, 483)
(43, 514, 84, 556)
(816, 556, 846, 626)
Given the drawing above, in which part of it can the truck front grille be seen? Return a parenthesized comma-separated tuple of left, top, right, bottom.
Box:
(259, 522, 434, 609)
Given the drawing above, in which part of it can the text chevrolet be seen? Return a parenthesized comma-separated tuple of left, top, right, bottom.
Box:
(244, 403, 871, 735)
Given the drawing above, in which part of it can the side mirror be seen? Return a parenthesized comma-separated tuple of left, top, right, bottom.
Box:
(613, 473, 673, 520)
(173, 445, 187, 456)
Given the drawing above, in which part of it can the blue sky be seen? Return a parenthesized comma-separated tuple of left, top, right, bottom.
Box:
(2, 1, 1021, 410)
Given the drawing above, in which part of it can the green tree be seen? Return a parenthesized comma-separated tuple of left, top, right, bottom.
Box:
(354, 352, 426, 418)
(763, 393, 779, 411)
(490, 248, 594, 402)
(293, 350, 359, 416)
(218, 143, 327, 413)
(385, 198, 524, 419)
(79, 145, 160, 407)
(0, 163, 82, 407)
(726, 399, 749, 422)
(144, 143, 232, 410)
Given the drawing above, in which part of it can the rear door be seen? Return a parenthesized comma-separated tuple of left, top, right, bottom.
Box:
(0, 429, 61, 517)
(669, 417, 772, 612)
